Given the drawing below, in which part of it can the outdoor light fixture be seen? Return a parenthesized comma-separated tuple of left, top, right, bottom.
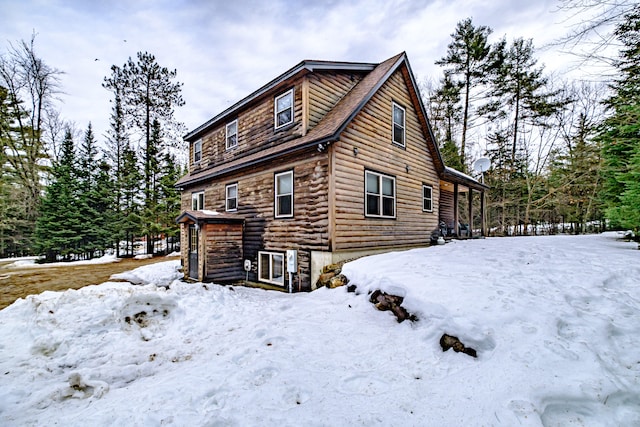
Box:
(353, 147, 358, 156)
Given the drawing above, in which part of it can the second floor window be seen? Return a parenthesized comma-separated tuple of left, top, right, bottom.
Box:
(392, 102, 405, 147)
(226, 183, 238, 212)
(365, 170, 396, 218)
(275, 170, 293, 218)
(226, 120, 237, 150)
(193, 139, 202, 163)
(275, 89, 294, 129)
(192, 191, 204, 211)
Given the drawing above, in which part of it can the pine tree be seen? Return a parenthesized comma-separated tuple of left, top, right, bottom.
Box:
(35, 128, 82, 261)
(158, 152, 182, 254)
(429, 74, 464, 171)
(436, 18, 493, 169)
(119, 144, 142, 256)
(77, 123, 101, 258)
(598, 5, 640, 233)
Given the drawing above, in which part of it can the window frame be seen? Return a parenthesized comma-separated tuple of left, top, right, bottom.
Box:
(258, 251, 285, 286)
(226, 183, 238, 212)
(365, 170, 396, 219)
(422, 184, 433, 212)
(193, 139, 202, 163)
(191, 191, 204, 211)
(274, 89, 294, 130)
(274, 170, 294, 218)
(392, 102, 406, 147)
(226, 119, 238, 150)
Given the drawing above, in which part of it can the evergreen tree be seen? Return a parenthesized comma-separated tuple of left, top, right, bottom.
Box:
(429, 74, 464, 171)
(35, 128, 81, 261)
(598, 5, 640, 232)
(77, 122, 101, 258)
(158, 152, 182, 254)
(119, 144, 142, 256)
(119, 52, 185, 254)
(93, 159, 117, 255)
(436, 18, 493, 169)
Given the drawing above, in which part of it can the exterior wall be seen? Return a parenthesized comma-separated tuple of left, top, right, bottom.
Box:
(307, 71, 364, 130)
(439, 188, 455, 227)
(204, 222, 244, 282)
(187, 81, 305, 173)
(331, 68, 440, 250)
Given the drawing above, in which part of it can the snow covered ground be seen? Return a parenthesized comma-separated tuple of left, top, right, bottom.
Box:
(0, 233, 638, 426)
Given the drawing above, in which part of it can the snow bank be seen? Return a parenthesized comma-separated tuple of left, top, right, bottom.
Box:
(2, 254, 119, 269)
(110, 260, 182, 287)
(0, 233, 638, 426)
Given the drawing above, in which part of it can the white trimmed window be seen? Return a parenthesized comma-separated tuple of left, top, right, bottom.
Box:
(191, 191, 204, 211)
(258, 251, 284, 286)
(226, 120, 238, 150)
(423, 185, 433, 212)
(274, 89, 294, 129)
(226, 183, 238, 212)
(275, 170, 293, 218)
(365, 171, 396, 218)
(392, 102, 405, 147)
(193, 139, 202, 163)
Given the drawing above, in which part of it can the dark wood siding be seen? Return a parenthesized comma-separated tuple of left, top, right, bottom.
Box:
(331, 68, 440, 250)
(204, 222, 244, 282)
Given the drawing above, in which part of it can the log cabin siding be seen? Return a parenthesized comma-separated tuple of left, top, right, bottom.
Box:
(307, 71, 364, 130)
(187, 81, 305, 172)
(331, 68, 440, 250)
(203, 222, 243, 282)
(439, 189, 455, 227)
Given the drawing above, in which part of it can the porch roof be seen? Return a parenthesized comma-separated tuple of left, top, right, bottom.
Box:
(176, 210, 245, 224)
(441, 166, 489, 192)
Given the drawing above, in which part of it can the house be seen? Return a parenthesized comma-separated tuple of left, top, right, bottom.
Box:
(175, 52, 487, 291)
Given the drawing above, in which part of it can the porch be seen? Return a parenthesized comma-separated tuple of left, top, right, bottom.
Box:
(439, 167, 489, 239)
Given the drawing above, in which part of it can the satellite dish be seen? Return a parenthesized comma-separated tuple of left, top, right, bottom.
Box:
(473, 157, 491, 173)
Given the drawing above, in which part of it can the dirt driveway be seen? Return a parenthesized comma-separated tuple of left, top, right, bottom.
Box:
(0, 256, 179, 310)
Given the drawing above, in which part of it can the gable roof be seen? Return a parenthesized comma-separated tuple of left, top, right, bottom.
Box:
(176, 53, 482, 190)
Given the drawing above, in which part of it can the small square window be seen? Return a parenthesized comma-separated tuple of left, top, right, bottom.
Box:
(275, 171, 293, 218)
(275, 89, 294, 129)
(392, 103, 405, 147)
(226, 120, 238, 150)
(226, 183, 238, 212)
(191, 191, 204, 211)
(258, 251, 285, 286)
(193, 140, 202, 163)
(423, 185, 433, 212)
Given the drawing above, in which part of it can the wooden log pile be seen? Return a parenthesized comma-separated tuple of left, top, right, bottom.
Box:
(316, 263, 350, 288)
(439, 334, 477, 358)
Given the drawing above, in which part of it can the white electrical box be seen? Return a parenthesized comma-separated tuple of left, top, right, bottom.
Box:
(244, 259, 252, 272)
(286, 250, 297, 272)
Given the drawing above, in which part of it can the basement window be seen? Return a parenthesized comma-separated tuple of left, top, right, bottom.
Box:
(258, 251, 284, 286)
(274, 89, 294, 129)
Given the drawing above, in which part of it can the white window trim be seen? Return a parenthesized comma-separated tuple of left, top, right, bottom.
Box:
(226, 183, 238, 212)
(193, 139, 202, 163)
(191, 191, 204, 211)
(392, 102, 406, 147)
(274, 89, 294, 130)
(226, 120, 238, 150)
(275, 170, 294, 218)
(258, 251, 285, 286)
(365, 170, 396, 219)
(423, 184, 433, 212)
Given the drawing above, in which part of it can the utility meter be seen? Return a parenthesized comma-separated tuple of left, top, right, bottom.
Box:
(244, 259, 252, 271)
(286, 250, 297, 272)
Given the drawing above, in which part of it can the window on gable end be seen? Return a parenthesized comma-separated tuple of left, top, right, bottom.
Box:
(392, 102, 406, 147)
(274, 89, 294, 129)
(365, 170, 396, 218)
(226, 120, 238, 150)
(193, 139, 202, 163)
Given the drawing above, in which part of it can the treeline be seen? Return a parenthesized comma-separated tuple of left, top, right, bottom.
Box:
(425, 4, 640, 236)
(1, 40, 184, 260)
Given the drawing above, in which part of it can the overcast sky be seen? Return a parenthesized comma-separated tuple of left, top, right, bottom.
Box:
(2, 0, 585, 146)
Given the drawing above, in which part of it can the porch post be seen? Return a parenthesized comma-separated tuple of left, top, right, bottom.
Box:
(468, 188, 474, 238)
(453, 183, 459, 237)
(480, 190, 486, 237)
